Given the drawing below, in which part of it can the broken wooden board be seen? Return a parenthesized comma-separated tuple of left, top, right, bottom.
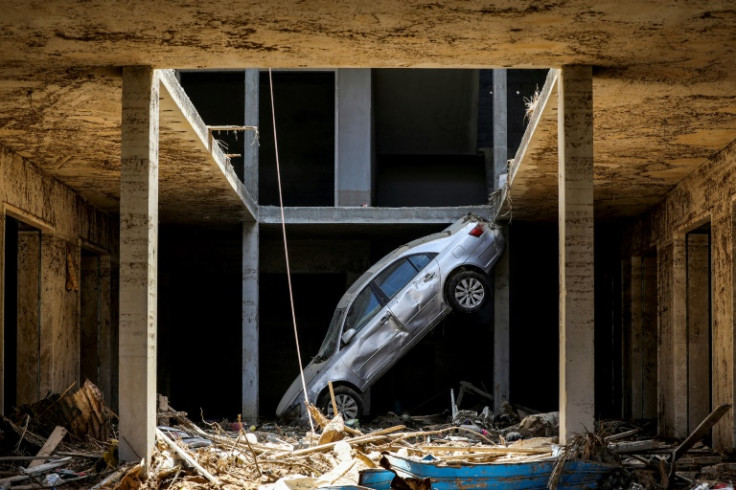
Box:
(28, 425, 67, 468)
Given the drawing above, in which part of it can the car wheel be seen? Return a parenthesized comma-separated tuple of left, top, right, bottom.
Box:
(319, 386, 363, 421)
(446, 270, 489, 313)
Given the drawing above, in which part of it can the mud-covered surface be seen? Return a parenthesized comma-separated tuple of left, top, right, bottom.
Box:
(0, 1, 735, 222)
(0, 66, 253, 223)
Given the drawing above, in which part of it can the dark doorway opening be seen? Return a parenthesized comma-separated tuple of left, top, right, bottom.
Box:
(686, 223, 712, 436)
(3, 216, 41, 414)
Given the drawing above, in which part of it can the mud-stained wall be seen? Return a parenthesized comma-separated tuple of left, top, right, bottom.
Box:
(622, 138, 736, 449)
(0, 145, 117, 411)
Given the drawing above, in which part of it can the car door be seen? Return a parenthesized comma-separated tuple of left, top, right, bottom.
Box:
(384, 253, 443, 335)
(350, 254, 438, 385)
(343, 283, 396, 384)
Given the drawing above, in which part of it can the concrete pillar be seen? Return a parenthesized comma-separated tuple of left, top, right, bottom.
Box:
(119, 66, 159, 464)
(492, 69, 508, 189)
(658, 236, 688, 438)
(242, 69, 260, 421)
(244, 69, 259, 199)
(336, 69, 372, 206)
(557, 65, 594, 444)
(493, 227, 510, 412)
(711, 208, 734, 448)
(492, 69, 510, 412)
(242, 223, 259, 421)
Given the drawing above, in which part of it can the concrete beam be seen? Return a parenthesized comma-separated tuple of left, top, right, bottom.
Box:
(508, 69, 558, 189)
(119, 66, 159, 464)
(258, 206, 495, 225)
(558, 65, 594, 444)
(336, 69, 373, 206)
(158, 70, 257, 222)
(497, 69, 558, 221)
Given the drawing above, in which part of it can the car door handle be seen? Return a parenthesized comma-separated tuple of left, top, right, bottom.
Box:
(379, 312, 391, 325)
(422, 272, 436, 282)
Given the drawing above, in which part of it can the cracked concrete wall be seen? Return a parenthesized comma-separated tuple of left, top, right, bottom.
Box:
(622, 138, 736, 449)
(0, 144, 117, 410)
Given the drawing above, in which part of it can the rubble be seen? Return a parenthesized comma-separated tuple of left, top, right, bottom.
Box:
(0, 382, 734, 489)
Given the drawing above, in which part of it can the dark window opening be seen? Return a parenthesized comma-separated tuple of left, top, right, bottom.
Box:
(177, 71, 246, 181)
(259, 71, 335, 206)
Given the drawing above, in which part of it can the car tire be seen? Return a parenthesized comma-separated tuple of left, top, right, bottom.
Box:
(446, 269, 489, 313)
(318, 385, 363, 421)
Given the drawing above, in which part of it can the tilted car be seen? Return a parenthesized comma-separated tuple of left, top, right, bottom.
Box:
(276, 214, 505, 422)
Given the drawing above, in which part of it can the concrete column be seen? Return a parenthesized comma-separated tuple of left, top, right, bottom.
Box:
(658, 237, 688, 438)
(119, 66, 159, 464)
(336, 69, 372, 206)
(711, 208, 734, 449)
(244, 69, 259, 199)
(492, 69, 508, 189)
(242, 69, 260, 421)
(242, 222, 259, 421)
(493, 227, 510, 412)
(557, 65, 594, 444)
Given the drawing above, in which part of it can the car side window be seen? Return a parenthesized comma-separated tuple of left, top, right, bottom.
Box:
(375, 253, 434, 300)
(345, 286, 382, 333)
(408, 253, 433, 271)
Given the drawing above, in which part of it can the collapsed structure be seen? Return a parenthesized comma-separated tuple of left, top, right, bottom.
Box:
(0, 0, 735, 466)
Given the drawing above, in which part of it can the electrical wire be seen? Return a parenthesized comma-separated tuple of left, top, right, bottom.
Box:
(267, 68, 316, 435)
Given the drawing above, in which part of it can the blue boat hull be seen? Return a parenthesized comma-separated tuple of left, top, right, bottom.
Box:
(359, 454, 615, 489)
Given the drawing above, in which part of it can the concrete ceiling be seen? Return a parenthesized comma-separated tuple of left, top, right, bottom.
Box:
(0, 1, 735, 222)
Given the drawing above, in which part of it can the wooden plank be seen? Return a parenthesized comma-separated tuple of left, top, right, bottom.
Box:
(604, 427, 640, 443)
(28, 426, 67, 469)
(156, 428, 220, 486)
(672, 404, 731, 462)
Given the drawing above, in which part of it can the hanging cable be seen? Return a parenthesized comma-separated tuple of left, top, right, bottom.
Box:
(268, 68, 316, 435)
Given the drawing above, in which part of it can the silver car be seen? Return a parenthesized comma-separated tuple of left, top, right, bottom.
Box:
(276, 214, 505, 422)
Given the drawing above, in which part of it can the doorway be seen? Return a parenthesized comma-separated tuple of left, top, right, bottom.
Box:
(686, 224, 712, 434)
(3, 216, 42, 414)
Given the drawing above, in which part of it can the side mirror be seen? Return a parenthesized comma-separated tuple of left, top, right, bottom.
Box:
(341, 328, 357, 345)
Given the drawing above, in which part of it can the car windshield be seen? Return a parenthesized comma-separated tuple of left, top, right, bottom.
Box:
(314, 307, 346, 362)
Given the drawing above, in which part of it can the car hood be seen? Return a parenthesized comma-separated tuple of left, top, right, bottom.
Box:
(275, 359, 325, 417)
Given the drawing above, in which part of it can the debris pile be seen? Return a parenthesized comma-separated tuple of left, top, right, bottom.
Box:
(0, 381, 733, 489)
